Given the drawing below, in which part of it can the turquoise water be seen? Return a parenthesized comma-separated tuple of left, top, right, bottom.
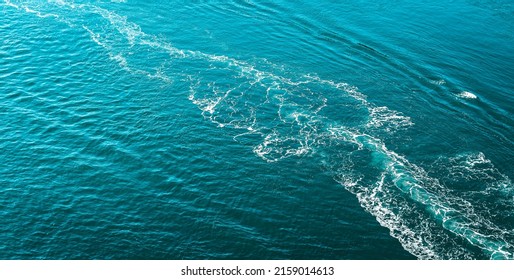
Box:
(1, 0, 513, 260)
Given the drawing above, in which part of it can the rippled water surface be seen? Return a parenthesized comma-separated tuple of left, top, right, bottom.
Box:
(1, 0, 513, 259)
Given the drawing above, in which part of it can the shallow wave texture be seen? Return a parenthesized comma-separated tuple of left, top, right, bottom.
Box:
(1, 0, 513, 260)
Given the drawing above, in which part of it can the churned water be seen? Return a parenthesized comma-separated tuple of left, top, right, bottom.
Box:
(1, 0, 513, 259)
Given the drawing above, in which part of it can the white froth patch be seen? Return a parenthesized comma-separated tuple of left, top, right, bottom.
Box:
(112, 54, 127, 67)
(429, 79, 446, 86)
(366, 106, 414, 132)
(458, 91, 477, 99)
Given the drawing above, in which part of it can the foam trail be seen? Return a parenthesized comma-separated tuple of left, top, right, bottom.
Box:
(6, 0, 513, 259)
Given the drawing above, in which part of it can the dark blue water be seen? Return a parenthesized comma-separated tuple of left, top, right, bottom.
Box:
(1, 0, 513, 259)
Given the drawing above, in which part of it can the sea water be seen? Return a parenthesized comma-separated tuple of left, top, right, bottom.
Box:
(0, 0, 513, 259)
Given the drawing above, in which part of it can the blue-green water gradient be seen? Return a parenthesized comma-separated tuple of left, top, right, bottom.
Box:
(1, 0, 513, 259)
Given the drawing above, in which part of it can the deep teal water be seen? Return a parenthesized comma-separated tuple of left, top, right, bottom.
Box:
(1, 0, 513, 259)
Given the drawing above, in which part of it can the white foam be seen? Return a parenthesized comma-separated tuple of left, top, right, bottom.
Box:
(458, 91, 478, 99)
(4, 0, 57, 19)
(367, 106, 413, 133)
(82, 21, 172, 83)
(50, 0, 67, 5)
(4, 0, 19, 9)
(356, 136, 513, 259)
(436, 152, 512, 190)
(83, 25, 109, 49)
(429, 79, 446, 85)
(432, 152, 513, 211)
(23, 6, 59, 18)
